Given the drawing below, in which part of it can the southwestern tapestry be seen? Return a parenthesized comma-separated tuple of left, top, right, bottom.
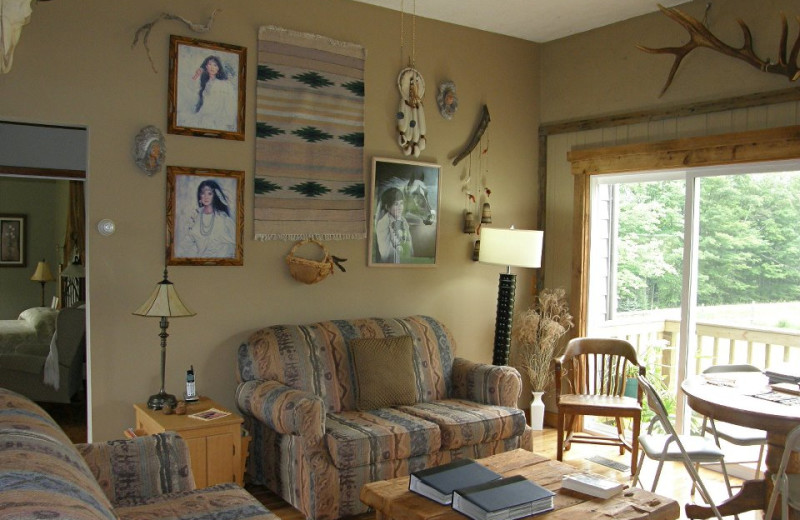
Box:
(254, 26, 366, 241)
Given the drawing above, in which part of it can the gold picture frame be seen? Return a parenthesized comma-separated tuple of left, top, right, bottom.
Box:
(167, 166, 244, 266)
(368, 157, 441, 267)
(168, 35, 247, 140)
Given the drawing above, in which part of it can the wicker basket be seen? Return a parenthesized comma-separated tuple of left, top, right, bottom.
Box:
(286, 239, 335, 284)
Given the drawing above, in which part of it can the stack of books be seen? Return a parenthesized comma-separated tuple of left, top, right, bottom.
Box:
(561, 472, 625, 499)
(409, 459, 501, 505)
(765, 365, 800, 385)
(409, 459, 555, 520)
(453, 475, 555, 520)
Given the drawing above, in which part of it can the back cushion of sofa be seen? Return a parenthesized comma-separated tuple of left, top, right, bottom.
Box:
(0, 388, 117, 519)
(236, 315, 456, 412)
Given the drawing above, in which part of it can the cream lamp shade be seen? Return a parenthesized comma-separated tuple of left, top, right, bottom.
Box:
(133, 275, 195, 318)
(30, 260, 55, 282)
(60, 262, 85, 279)
(478, 227, 543, 269)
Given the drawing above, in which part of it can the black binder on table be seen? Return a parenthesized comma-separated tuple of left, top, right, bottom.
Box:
(409, 459, 501, 505)
(452, 474, 555, 520)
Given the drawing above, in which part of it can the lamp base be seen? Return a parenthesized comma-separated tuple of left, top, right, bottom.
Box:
(147, 391, 178, 410)
(492, 273, 517, 366)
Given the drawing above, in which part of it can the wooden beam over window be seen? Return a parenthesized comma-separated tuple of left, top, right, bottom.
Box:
(568, 125, 800, 176)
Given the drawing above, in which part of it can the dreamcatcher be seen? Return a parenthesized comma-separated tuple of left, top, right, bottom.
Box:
(395, 0, 426, 157)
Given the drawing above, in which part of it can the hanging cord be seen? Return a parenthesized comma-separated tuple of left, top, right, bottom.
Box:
(399, 0, 417, 68)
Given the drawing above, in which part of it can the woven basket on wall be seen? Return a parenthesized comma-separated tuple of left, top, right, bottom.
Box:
(285, 239, 335, 284)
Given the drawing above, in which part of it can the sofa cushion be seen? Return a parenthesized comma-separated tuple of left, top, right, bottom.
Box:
(77, 432, 195, 507)
(350, 335, 417, 410)
(397, 399, 527, 450)
(115, 483, 278, 520)
(325, 409, 441, 469)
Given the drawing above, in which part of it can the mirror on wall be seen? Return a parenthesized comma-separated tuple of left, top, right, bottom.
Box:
(0, 121, 88, 442)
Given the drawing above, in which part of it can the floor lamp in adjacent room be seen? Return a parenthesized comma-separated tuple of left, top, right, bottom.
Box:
(478, 227, 543, 366)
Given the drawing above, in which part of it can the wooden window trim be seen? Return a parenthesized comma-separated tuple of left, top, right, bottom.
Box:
(567, 124, 800, 335)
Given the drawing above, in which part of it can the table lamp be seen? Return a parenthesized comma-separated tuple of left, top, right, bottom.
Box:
(61, 260, 86, 308)
(30, 259, 55, 306)
(478, 227, 543, 365)
(133, 268, 196, 410)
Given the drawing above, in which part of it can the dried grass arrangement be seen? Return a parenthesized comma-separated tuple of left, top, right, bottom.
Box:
(512, 288, 574, 392)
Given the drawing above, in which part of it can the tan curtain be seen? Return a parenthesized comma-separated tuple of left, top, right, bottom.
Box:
(62, 181, 85, 265)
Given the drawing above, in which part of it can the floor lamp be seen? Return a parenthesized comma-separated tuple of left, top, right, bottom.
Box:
(133, 268, 196, 410)
(478, 227, 543, 366)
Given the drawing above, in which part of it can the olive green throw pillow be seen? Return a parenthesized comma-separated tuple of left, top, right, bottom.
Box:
(350, 335, 418, 411)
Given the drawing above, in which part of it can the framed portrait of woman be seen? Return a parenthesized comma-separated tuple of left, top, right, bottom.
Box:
(167, 166, 244, 266)
(168, 35, 247, 141)
(368, 157, 441, 267)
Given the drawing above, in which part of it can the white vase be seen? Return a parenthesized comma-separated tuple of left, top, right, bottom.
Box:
(530, 391, 545, 430)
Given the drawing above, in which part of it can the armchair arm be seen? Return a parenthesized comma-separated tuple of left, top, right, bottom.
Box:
(76, 432, 194, 507)
(451, 357, 522, 407)
(236, 379, 325, 440)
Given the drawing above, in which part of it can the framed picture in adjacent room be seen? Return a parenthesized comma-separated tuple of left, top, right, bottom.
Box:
(168, 35, 247, 140)
(368, 157, 441, 267)
(167, 166, 244, 266)
(0, 214, 26, 267)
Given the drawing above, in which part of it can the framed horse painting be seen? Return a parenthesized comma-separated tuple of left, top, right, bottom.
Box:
(369, 157, 441, 267)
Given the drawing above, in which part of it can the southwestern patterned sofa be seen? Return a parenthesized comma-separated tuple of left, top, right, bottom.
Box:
(235, 315, 532, 520)
(0, 387, 276, 520)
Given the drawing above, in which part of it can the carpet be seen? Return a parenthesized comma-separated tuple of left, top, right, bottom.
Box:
(587, 455, 630, 472)
(254, 25, 366, 241)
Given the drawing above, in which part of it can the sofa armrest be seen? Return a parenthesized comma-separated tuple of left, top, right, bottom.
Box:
(76, 431, 195, 507)
(236, 379, 325, 440)
(451, 357, 522, 407)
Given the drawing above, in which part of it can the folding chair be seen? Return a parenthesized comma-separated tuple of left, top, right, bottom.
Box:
(699, 364, 767, 480)
(633, 374, 730, 520)
(765, 423, 800, 520)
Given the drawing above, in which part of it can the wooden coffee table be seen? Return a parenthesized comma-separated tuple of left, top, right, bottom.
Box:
(360, 449, 679, 520)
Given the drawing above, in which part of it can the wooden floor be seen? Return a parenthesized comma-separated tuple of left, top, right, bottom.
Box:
(245, 427, 761, 520)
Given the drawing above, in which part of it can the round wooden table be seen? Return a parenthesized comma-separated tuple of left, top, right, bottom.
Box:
(681, 372, 800, 519)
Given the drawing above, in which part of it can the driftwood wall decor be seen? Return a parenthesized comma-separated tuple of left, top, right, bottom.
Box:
(640, 4, 800, 97)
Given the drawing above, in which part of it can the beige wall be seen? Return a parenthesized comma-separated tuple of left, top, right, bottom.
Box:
(0, 1, 540, 440)
(0, 178, 66, 317)
(539, 0, 800, 293)
(540, 0, 799, 123)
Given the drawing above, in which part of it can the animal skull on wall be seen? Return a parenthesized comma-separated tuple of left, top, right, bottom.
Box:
(0, 0, 33, 73)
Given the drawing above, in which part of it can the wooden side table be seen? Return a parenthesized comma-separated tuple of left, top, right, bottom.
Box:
(133, 397, 245, 487)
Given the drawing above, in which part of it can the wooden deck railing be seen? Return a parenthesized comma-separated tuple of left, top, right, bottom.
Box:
(593, 318, 800, 390)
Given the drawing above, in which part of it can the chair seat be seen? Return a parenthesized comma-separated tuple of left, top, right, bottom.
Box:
(559, 394, 642, 413)
(639, 433, 726, 462)
(706, 422, 766, 445)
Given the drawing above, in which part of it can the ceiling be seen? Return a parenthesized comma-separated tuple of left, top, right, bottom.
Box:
(350, 0, 691, 43)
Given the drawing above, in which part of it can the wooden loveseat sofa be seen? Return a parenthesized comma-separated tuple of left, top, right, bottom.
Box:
(235, 315, 532, 520)
(0, 387, 276, 520)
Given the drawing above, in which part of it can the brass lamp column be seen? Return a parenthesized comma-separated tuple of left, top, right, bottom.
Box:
(478, 227, 543, 366)
(133, 268, 196, 410)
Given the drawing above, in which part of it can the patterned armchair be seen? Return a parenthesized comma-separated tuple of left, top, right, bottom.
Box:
(236, 315, 532, 520)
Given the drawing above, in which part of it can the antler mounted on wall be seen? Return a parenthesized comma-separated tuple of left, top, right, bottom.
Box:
(639, 4, 800, 97)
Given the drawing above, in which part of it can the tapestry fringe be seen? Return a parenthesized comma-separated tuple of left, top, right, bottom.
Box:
(255, 233, 366, 242)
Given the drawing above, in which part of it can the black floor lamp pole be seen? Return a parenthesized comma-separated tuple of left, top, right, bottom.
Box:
(492, 271, 516, 366)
